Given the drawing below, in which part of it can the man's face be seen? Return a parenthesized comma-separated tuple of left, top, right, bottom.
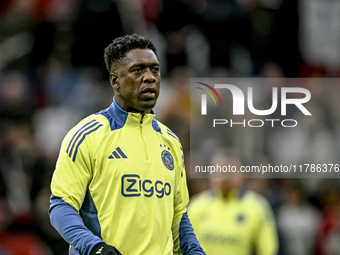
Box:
(110, 48, 161, 114)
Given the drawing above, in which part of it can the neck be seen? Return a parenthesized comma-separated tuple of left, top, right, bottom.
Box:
(220, 189, 237, 200)
(114, 97, 152, 115)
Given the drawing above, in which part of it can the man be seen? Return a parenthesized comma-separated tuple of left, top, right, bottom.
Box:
(188, 152, 278, 255)
(49, 34, 205, 255)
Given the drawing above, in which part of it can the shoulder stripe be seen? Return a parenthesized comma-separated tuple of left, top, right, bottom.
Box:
(66, 119, 97, 154)
(167, 129, 180, 141)
(67, 121, 100, 158)
(66, 120, 103, 162)
(72, 124, 103, 162)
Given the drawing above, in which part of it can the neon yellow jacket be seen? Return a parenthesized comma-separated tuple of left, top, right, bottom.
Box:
(49, 98, 205, 255)
(188, 189, 278, 255)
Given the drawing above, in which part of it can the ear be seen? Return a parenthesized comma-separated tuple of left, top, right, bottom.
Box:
(110, 73, 119, 90)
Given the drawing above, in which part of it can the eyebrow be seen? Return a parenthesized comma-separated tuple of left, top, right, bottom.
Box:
(130, 63, 160, 69)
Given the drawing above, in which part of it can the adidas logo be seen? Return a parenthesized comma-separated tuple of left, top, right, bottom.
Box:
(108, 147, 127, 159)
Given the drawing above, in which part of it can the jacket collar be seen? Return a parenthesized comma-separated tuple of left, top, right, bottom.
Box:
(99, 97, 159, 132)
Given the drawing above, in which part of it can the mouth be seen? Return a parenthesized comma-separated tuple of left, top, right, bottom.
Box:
(141, 87, 157, 99)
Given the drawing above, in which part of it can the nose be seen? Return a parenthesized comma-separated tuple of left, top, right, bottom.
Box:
(142, 68, 156, 83)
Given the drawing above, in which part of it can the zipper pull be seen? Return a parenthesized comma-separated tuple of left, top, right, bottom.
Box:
(140, 114, 145, 124)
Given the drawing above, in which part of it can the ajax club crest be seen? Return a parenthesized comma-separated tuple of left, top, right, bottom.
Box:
(161, 150, 174, 171)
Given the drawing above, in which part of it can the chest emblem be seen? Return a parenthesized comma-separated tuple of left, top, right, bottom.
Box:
(161, 150, 174, 170)
(236, 213, 245, 223)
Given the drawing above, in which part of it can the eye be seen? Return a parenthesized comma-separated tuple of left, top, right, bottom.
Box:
(132, 67, 143, 73)
(152, 66, 160, 73)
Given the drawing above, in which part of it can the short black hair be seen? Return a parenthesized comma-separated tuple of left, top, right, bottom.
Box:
(104, 34, 158, 73)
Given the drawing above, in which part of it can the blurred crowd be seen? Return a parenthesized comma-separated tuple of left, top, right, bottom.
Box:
(0, 0, 340, 254)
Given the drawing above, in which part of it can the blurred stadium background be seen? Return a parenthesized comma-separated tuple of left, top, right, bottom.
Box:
(0, 0, 340, 254)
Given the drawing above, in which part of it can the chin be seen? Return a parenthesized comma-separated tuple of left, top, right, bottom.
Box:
(140, 101, 157, 111)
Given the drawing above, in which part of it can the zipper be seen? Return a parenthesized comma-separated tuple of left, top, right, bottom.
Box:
(139, 117, 149, 160)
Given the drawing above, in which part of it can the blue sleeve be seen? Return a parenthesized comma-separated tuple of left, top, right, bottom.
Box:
(179, 213, 206, 255)
(49, 195, 104, 255)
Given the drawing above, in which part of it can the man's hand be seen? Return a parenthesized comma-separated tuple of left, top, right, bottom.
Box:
(90, 243, 122, 255)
